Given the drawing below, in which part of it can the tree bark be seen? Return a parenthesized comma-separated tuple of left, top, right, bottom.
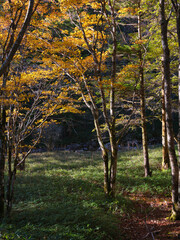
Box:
(160, 0, 180, 219)
(0, 0, 35, 218)
(109, 131, 118, 197)
(92, 107, 110, 195)
(162, 70, 170, 169)
(138, 0, 151, 177)
(0, 107, 6, 219)
(171, 0, 180, 219)
(0, 0, 34, 77)
(107, 0, 118, 197)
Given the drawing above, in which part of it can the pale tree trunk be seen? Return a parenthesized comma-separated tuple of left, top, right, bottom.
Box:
(107, 0, 118, 197)
(160, 0, 180, 219)
(138, 0, 151, 177)
(75, 0, 118, 197)
(162, 72, 170, 169)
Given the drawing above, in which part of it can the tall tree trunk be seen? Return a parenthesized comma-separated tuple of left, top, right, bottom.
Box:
(171, 0, 180, 160)
(171, 0, 180, 218)
(109, 131, 118, 197)
(162, 71, 170, 169)
(160, 0, 180, 219)
(92, 107, 110, 195)
(140, 69, 151, 177)
(0, 107, 6, 219)
(138, 0, 151, 177)
(107, 0, 118, 196)
(6, 141, 13, 216)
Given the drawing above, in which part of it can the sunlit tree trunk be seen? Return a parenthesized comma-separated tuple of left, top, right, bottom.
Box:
(160, 0, 180, 219)
(108, 0, 118, 197)
(92, 107, 110, 194)
(162, 72, 170, 169)
(138, 0, 151, 177)
(109, 131, 118, 196)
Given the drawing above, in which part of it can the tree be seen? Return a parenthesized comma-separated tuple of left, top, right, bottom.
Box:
(118, 0, 152, 176)
(162, 62, 170, 169)
(0, 0, 35, 77)
(5, 74, 57, 214)
(45, 0, 137, 196)
(137, 0, 151, 176)
(171, 0, 180, 161)
(0, 0, 37, 219)
(159, 0, 180, 219)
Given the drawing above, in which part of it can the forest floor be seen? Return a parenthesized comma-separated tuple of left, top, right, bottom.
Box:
(0, 148, 180, 240)
(119, 192, 180, 240)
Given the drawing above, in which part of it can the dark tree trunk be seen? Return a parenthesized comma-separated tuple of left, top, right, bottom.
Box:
(0, 0, 35, 218)
(171, 0, 180, 219)
(102, 149, 110, 195)
(160, 0, 180, 219)
(0, 107, 6, 219)
(109, 132, 118, 197)
(0, 0, 34, 77)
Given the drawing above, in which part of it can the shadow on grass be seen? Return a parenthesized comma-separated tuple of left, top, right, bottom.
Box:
(0, 149, 172, 240)
(2, 172, 129, 239)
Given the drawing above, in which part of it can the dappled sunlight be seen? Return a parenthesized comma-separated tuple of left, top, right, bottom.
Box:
(1, 148, 175, 239)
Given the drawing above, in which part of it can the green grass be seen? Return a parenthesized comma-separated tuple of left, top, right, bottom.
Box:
(0, 147, 171, 239)
(117, 146, 171, 196)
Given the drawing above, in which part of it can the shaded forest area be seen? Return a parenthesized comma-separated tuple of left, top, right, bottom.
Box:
(39, 110, 163, 151)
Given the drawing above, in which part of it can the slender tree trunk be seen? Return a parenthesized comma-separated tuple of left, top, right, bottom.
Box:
(160, 0, 180, 219)
(107, 0, 118, 196)
(176, 5, 180, 218)
(171, 0, 180, 217)
(109, 131, 118, 197)
(6, 142, 13, 216)
(92, 107, 110, 195)
(102, 149, 110, 195)
(0, 107, 6, 219)
(138, 0, 151, 177)
(171, 1, 180, 161)
(162, 71, 170, 169)
(140, 69, 151, 177)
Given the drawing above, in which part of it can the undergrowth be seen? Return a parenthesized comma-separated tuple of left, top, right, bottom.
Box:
(0, 146, 171, 239)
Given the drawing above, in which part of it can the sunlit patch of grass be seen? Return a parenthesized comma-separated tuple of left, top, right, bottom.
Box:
(117, 146, 171, 196)
(0, 147, 172, 239)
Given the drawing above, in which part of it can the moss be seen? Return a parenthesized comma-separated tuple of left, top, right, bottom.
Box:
(169, 205, 180, 221)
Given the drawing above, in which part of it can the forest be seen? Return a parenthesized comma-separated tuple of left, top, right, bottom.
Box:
(0, 0, 180, 239)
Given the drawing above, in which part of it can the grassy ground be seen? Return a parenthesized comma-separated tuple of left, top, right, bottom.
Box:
(0, 146, 171, 239)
